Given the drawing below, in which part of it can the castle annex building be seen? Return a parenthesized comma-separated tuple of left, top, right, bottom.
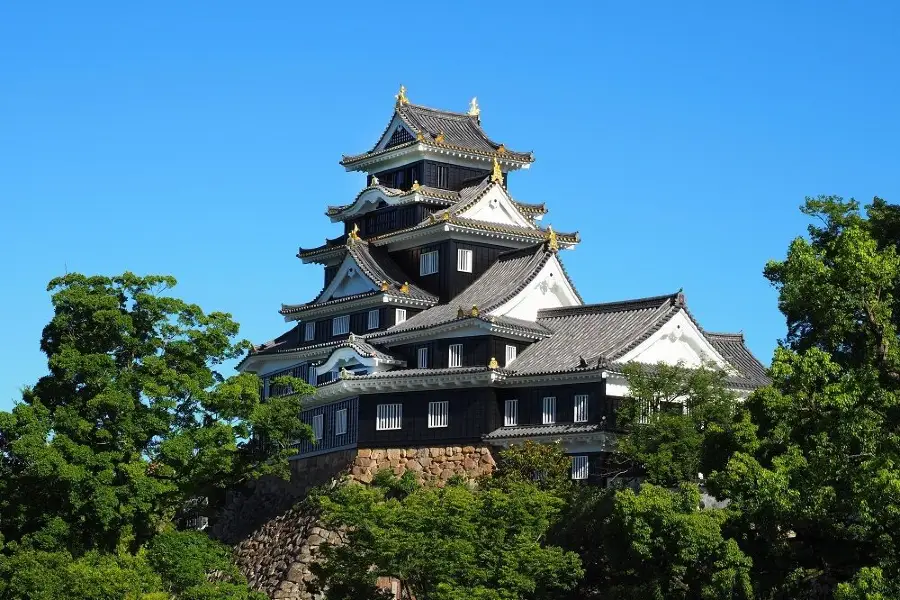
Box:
(239, 87, 769, 482)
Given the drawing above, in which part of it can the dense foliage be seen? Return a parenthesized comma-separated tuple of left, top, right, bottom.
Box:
(0, 273, 311, 598)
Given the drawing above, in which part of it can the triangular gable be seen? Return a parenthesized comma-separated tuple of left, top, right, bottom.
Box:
(489, 253, 581, 321)
(374, 114, 418, 152)
(457, 184, 536, 229)
(316, 253, 380, 302)
(619, 309, 735, 371)
(330, 187, 393, 222)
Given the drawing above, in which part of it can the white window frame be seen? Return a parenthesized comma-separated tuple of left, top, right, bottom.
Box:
(395, 308, 407, 324)
(312, 414, 324, 441)
(376, 403, 402, 431)
(418, 347, 429, 369)
(420, 250, 439, 276)
(428, 401, 448, 428)
(332, 315, 349, 336)
(505, 345, 517, 366)
(457, 248, 473, 273)
(574, 394, 589, 423)
(335, 408, 347, 436)
(307, 365, 317, 386)
(571, 455, 589, 480)
(448, 343, 463, 368)
(504, 399, 518, 427)
(367, 309, 379, 330)
(304, 321, 315, 341)
(542, 396, 556, 425)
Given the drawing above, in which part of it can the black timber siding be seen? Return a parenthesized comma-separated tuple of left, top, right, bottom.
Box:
(421, 161, 490, 191)
(496, 382, 620, 429)
(324, 265, 339, 288)
(357, 388, 500, 447)
(296, 397, 358, 456)
(300, 306, 423, 346)
(370, 161, 424, 191)
(346, 203, 438, 238)
(388, 336, 532, 369)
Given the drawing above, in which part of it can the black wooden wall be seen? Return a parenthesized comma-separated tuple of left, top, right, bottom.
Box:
(296, 397, 359, 456)
(388, 335, 533, 370)
(496, 382, 620, 430)
(299, 306, 423, 347)
(356, 388, 500, 447)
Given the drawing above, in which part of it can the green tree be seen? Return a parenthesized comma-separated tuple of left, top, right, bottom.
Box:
(311, 459, 583, 600)
(712, 196, 900, 598)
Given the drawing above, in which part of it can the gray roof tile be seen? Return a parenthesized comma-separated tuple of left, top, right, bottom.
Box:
(705, 332, 771, 386)
(483, 423, 608, 440)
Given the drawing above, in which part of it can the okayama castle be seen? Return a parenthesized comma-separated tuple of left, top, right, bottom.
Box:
(238, 86, 769, 482)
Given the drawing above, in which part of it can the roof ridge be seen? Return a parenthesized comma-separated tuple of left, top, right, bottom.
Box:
(704, 330, 745, 340)
(538, 292, 682, 319)
(401, 102, 473, 120)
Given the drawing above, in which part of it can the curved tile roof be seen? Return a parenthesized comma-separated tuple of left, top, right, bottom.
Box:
(705, 332, 771, 386)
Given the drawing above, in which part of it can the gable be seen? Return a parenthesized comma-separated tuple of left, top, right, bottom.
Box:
(489, 254, 581, 321)
(457, 185, 535, 229)
(374, 114, 417, 152)
(316, 254, 379, 302)
(619, 310, 734, 371)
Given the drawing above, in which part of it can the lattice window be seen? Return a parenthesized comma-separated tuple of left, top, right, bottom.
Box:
(449, 344, 463, 368)
(542, 396, 556, 425)
(574, 394, 589, 423)
(312, 414, 324, 441)
(457, 249, 473, 273)
(332, 315, 349, 336)
(304, 321, 315, 341)
(504, 399, 518, 426)
(418, 347, 429, 369)
(386, 127, 414, 148)
(420, 250, 439, 276)
(376, 403, 402, 430)
(428, 401, 448, 428)
(395, 308, 407, 324)
(335, 408, 347, 436)
(571, 455, 589, 480)
(368, 309, 379, 330)
(505, 345, 517, 366)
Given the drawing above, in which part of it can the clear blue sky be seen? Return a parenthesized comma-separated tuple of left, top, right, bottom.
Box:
(2, 2, 898, 410)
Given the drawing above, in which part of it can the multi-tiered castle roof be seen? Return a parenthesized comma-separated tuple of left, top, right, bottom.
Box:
(240, 87, 767, 462)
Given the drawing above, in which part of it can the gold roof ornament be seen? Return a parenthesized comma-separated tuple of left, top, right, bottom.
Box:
(470, 305, 480, 317)
(497, 144, 506, 154)
(468, 97, 480, 118)
(435, 130, 445, 143)
(488, 357, 499, 369)
(348, 223, 361, 243)
(442, 211, 451, 221)
(416, 130, 425, 141)
(491, 157, 503, 183)
(380, 280, 390, 291)
(457, 307, 466, 318)
(546, 225, 559, 252)
(371, 175, 379, 186)
(395, 84, 409, 107)
(340, 367, 350, 379)
(411, 180, 421, 191)
(400, 281, 410, 294)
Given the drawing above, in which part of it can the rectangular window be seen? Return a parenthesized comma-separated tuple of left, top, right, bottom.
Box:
(304, 322, 315, 341)
(420, 250, 439, 276)
(504, 399, 518, 426)
(574, 394, 589, 423)
(395, 308, 407, 324)
(449, 343, 463, 368)
(437, 164, 449, 188)
(505, 345, 517, 366)
(376, 403, 402, 430)
(307, 365, 317, 386)
(542, 396, 556, 425)
(428, 401, 448, 428)
(367, 309, 379, 330)
(335, 408, 347, 436)
(332, 315, 349, 336)
(312, 414, 324, 441)
(571, 455, 589, 480)
(418, 347, 429, 369)
(457, 248, 473, 273)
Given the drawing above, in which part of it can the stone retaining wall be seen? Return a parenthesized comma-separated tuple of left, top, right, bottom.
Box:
(351, 445, 495, 483)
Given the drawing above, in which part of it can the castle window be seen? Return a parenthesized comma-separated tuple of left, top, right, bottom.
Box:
(574, 394, 588, 423)
(420, 250, 439, 276)
(418, 347, 429, 369)
(428, 401, 448, 428)
(505, 345, 517, 366)
(437, 164, 449, 188)
(312, 414, 324, 441)
(332, 315, 349, 336)
(457, 249, 473, 273)
(376, 403, 402, 430)
(304, 322, 315, 341)
(335, 408, 347, 436)
(504, 399, 518, 426)
(307, 365, 317, 386)
(368, 309, 379, 330)
(571, 455, 589, 480)
(542, 396, 556, 425)
(395, 308, 407, 324)
(448, 343, 463, 368)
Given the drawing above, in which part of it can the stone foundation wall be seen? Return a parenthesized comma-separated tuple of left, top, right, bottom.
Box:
(231, 444, 497, 599)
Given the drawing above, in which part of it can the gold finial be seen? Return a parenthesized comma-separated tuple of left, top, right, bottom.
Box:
(435, 130, 445, 143)
(400, 282, 410, 294)
(546, 225, 559, 252)
(497, 144, 506, 154)
(488, 357, 499, 369)
(468, 97, 480, 118)
(457, 307, 466, 318)
(395, 84, 409, 107)
(429, 213, 437, 224)
(340, 367, 350, 379)
(442, 211, 451, 221)
(380, 281, 389, 291)
(470, 305, 479, 317)
(411, 180, 421, 191)
(491, 157, 503, 183)
(348, 223, 361, 242)
(416, 130, 425, 141)
(370, 175, 379, 187)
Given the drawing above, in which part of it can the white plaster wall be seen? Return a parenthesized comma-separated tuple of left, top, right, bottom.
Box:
(489, 255, 581, 321)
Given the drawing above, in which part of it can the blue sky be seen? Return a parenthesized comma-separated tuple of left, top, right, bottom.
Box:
(2, 1, 898, 410)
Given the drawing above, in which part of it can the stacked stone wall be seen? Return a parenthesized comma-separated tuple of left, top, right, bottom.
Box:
(229, 444, 497, 599)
